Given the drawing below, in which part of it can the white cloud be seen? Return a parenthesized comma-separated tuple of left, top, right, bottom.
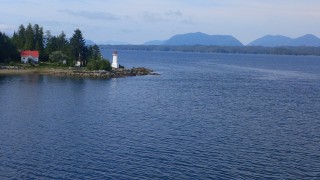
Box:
(165, 10, 183, 17)
(60, 9, 119, 20)
(143, 12, 166, 23)
(0, 0, 319, 44)
(0, 24, 11, 30)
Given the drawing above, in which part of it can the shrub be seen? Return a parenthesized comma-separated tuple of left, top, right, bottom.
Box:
(49, 51, 68, 65)
(9, 61, 16, 66)
(87, 59, 111, 71)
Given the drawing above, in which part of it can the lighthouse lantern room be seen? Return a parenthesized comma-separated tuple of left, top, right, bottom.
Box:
(111, 50, 119, 69)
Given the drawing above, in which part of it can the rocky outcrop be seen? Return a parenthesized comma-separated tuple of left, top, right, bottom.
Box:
(0, 66, 159, 78)
(46, 67, 158, 78)
(0, 66, 21, 70)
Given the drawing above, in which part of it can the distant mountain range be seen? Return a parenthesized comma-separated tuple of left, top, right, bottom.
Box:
(248, 34, 320, 47)
(144, 33, 320, 47)
(144, 32, 243, 46)
(91, 32, 320, 47)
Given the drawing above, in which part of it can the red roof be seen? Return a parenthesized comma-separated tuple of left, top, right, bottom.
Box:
(21, 51, 39, 58)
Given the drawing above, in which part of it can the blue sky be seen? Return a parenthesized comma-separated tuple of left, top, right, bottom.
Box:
(0, 0, 319, 44)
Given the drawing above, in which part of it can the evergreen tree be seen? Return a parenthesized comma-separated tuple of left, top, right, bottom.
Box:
(11, 32, 19, 49)
(24, 23, 35, 50)
(44, 30, 52, 47)
(44, 31, 71, 62)
(88, 44, 101, 60)
(43, 30, 53, 61)
(70, 29, 86, 61)
(34, 24, 44, 55)
(57, 31, 70, 54)
(0, 32, 18, 63)
(3, 23, 107, 65)
(44, 30, 58, 57)
(14, 24, 26, 50)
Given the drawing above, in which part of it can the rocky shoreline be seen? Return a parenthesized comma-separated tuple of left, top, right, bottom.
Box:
(0, 66, 159, 79)
(47, 67, 159, 78)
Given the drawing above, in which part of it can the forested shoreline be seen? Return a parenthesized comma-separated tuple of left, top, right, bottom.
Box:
(0, 23, 111, 70)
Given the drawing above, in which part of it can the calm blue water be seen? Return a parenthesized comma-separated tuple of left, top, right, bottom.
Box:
(1, 51, 320, 179)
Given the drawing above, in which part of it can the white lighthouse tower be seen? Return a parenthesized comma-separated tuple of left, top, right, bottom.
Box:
(111, 50, 119, 69)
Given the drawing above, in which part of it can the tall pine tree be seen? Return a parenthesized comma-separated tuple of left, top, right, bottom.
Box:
(23, 23, 34, 50)
(34, 24, 44, 55)
(88, 44, 101, 60)
(70, 29, 86, 61)
(57, 31, 69, 54)
(0, 32, 18, 63)
(12, 24, 26, 50)
(44, 30, 59, 60)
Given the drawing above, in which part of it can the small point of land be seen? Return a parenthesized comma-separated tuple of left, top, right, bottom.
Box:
(0, 66, 158, 78)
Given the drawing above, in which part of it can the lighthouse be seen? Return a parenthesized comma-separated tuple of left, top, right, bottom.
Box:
(111, 50, 119, 69)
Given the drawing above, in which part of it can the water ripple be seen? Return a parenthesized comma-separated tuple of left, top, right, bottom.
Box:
(1, 51, 320, 179)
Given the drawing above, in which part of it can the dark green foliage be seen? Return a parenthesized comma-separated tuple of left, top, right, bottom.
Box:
(12, 24, 26, 50)
(98, 60, 112, 71)
(70, 29, 86, 61)
(11, 23, 45, 60)
(44, 31, 71, 61)
(23, 23, 35, 50)
(0, 32, 19, 63)
(33, 24, 44, 57)
(5, 23, 105, 66)
(86, 44, 110, 70)
(49, 51, 68, 64)
(44, 31, 57, 60)
(10, 23, 70, 62)
(88, 45, 101, 60)
(87, 59, 111, 71)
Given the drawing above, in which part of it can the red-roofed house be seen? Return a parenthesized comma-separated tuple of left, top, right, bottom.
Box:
(21, 51, 39, 63)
